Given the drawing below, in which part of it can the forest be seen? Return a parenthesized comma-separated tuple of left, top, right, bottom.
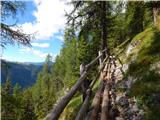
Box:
(1, 1, 160, 120)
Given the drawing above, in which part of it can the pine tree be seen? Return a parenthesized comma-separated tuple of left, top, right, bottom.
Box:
(67, 1, 115, 54)
(1, 78, 15, 120)
(13, 83, 23, 120)
(31, 54, 54, 119)
(21, 89, 36, 120)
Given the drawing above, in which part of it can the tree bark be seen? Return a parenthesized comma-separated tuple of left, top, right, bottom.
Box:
(45, 71, 88, 120)
(75, 90, 91, 120)
(90, 81, 104, 120)
(101, 83, 109, 120)
(100, 1, 107, 60)
(153, 1, 159, 25)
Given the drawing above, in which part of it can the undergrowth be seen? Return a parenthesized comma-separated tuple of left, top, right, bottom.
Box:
(126, 27, 160, 119)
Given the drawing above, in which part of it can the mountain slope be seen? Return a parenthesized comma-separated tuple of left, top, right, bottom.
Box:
(1, 60, 43, 88)
(58, 27, 160, 120)
(115, 27, 160, 119)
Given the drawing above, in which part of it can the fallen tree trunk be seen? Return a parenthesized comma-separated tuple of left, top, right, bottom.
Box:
(85, 49, 107, 69)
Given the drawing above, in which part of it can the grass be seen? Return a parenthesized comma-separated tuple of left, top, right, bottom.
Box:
(59, 95, 82, 120)
(59, 76, 101, 120)
(127, 27, 160, 77)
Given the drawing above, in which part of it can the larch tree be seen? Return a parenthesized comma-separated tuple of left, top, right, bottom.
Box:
(1, 78, 15, 120)
(0, 1, 33, 47)
(66, 1, 115, 59)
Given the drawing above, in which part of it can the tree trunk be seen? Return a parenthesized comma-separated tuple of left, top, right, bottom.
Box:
(153, 1, 159, 25)
(101, 1, 107, 60)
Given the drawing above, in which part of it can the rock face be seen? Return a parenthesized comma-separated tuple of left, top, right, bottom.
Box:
(126, 44, 134, 56)
(109, 59, 145, 120)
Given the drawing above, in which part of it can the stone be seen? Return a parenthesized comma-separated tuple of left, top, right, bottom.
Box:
(132, 104, 139, 112)
(139, 110, 145, 116)
(115, 117, 124, 120)
(126, 44, 134, 55)
(117, 96, 129, 107)
(122, 64, 128, 72)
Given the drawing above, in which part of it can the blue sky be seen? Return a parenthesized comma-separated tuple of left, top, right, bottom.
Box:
(1, 0, 72, 62)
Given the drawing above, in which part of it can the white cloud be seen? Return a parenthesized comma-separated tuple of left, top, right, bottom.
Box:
(1, 56, 11, 61)
(31, 42, 50, 48)
(21, 0, 72, 40)
(19, 47, 57, 61)
(19, 47, 48, 58)
(56, 35, 64, 41)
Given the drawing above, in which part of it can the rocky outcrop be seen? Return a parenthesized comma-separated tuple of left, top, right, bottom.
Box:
(109, 59, 145, 120)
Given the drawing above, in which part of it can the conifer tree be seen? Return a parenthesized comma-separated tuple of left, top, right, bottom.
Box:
(13, 83, 23, 120)
(1, 78, 15, 120)
(125, 1, 145, 39)
(1, 1, 32, 47)
(31, 54, 54, 119)
(21, 89, 36, 120)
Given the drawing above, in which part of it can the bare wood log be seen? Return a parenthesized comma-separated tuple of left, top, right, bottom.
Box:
(101, 83, 109, 120)
(80, 64, 85, 75)
(80, 64, 87, 101)
(45, 49, 108, 120)
(99, 50, 103, 80)
(99, 51, 102, 67)
(85, 49, 107, 69)
(89, 57, 108, 89)
(75, 57, 109, 120)
(109, 58, 112, 80)
(90, 81, 104, 120)
(75, 90, 91, 120)
(102, 59, 110, 80)
(45, 71, 88, 120)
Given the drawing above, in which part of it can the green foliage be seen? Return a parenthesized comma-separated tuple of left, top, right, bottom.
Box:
(13, 84, 23, 120)
(1, 78, 15, 120)
(51, 33, 78, 89)
(125, 1, 145, 39)
(126, 27, 160, 119)
(59, 95, 82, 120)
(21, 89, 36, 120)
(31, 54, 55, 119)
(2, 1, 159, 119)
(1, 1, 32, 47)
(128, 27, 160, 74)
(145, 106, 160, 120)
(1, 79, 36, 120)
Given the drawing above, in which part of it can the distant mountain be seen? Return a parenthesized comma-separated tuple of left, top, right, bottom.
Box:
(24, 62, 45, 66)
(1, 59, 44, 88)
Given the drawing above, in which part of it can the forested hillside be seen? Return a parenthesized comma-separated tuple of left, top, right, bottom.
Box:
(1, 1, 160, 120)
(1, 59, 43, 88)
